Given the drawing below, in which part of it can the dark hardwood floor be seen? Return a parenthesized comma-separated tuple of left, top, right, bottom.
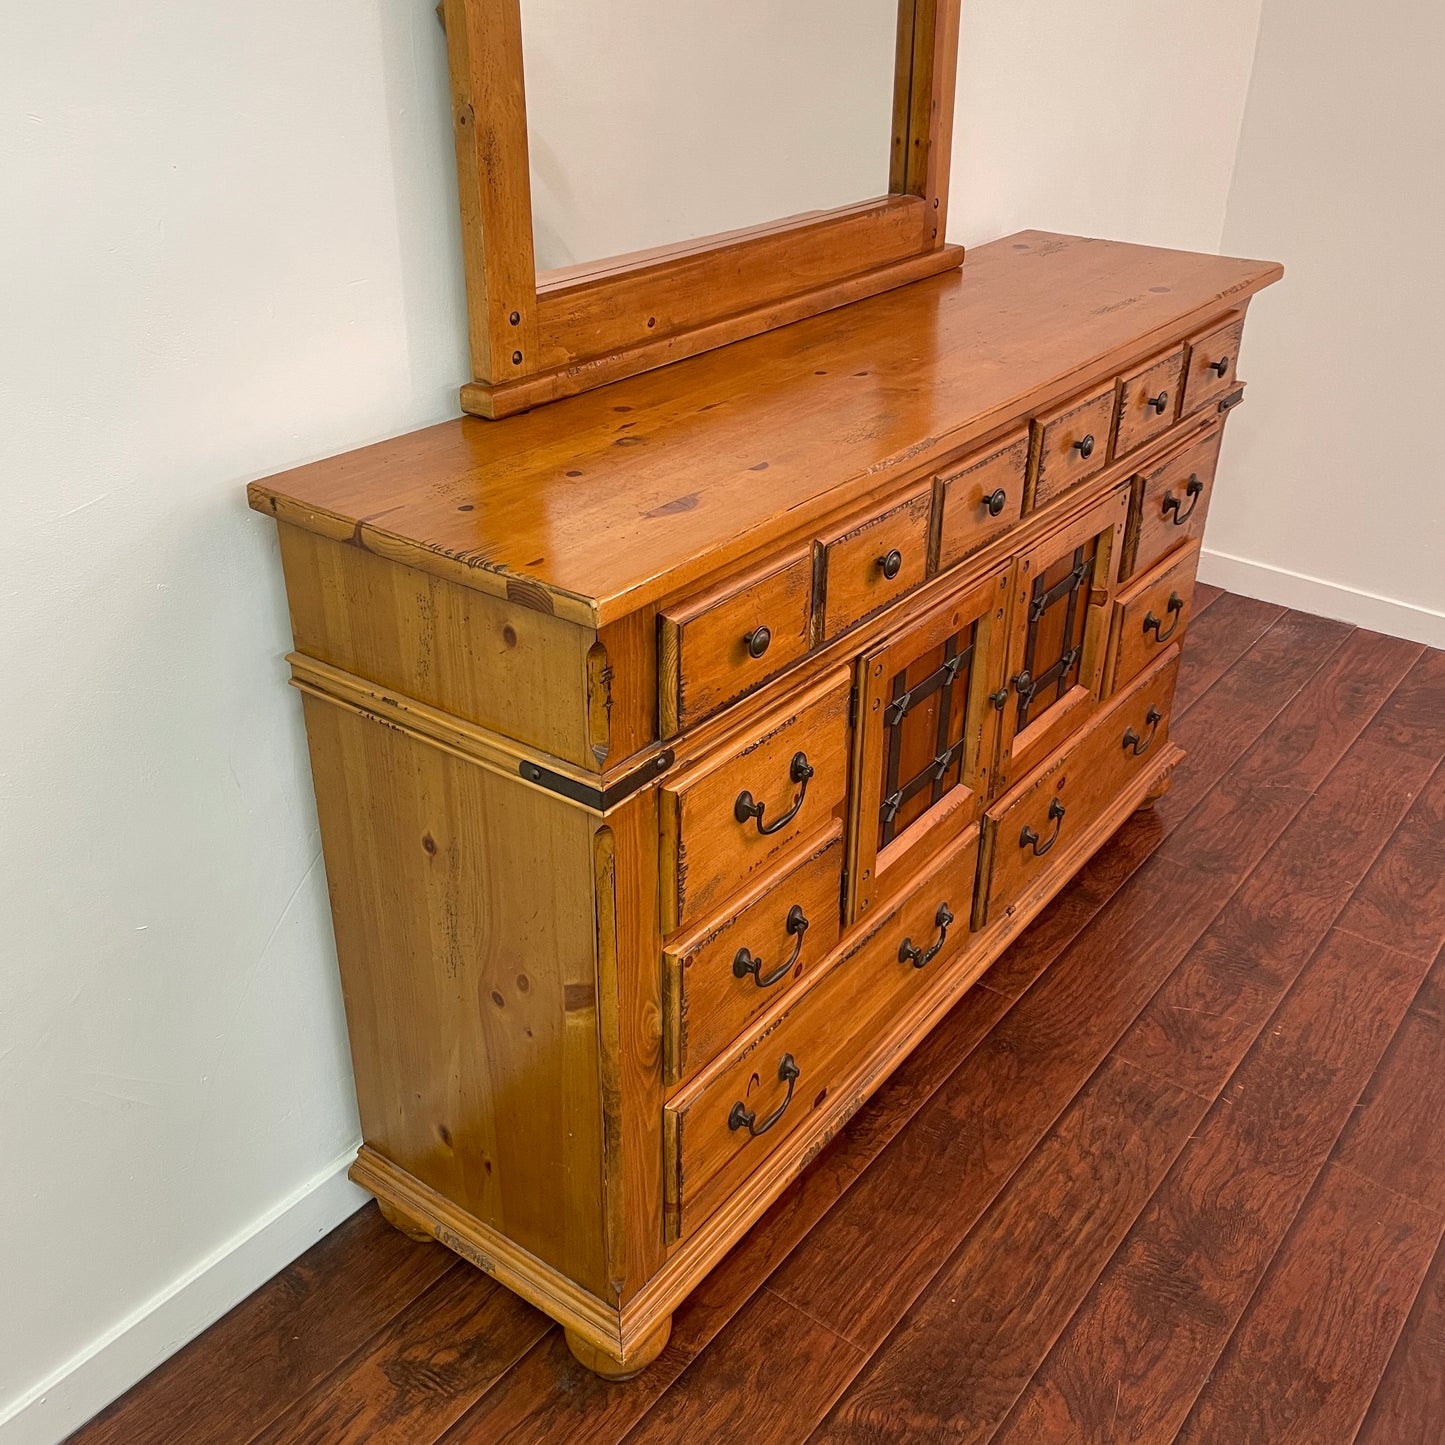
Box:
(71, 589, 1445, 1445)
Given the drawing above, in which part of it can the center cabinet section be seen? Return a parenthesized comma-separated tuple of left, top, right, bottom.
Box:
(847, 563, 1012, 923)
(660, 667, 852, 932)
(996, 483, 1131, 790)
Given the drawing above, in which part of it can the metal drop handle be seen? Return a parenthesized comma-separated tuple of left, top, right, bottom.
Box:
(735, 752, 814, 836)
(733, 905, 809, 988)
(728, 1054, 800, 1137)
(1123, 706, 1163, 757)
(1162, 475, 1204, 526)
(1143, 593, 1185, 644)
(1020, 797, 1066, 857)
(898, 903, 954, 970)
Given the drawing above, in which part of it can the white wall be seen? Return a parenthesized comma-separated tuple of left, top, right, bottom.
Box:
(0, 3, 468, 1441)
(951, 0, 1265, 253)
(1206, 0, 1445, 646)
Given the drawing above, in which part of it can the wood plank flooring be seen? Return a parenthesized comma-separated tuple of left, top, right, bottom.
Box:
(70, 590, 1445, 1445)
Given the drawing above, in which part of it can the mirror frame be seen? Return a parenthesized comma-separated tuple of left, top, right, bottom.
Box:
(443, 0, 964, 418)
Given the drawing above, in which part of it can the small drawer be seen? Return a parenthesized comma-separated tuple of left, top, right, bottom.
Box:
(1106, 540, 1201, 695)
(1181, 312, 1246, 416)
(659, 549, 813, 737)
(660, 667, 851, 932)
(1115, 347, 1186, 458)
(935, 430, 1029, 571)
(1127, 425, 1225, 578)
(815, 483, 932, 641)
(664, 822, 981, 1242)
(663, 823, 844, 1087)
(976, 647, 1180, 928)
(1029, 381, 1118, 510)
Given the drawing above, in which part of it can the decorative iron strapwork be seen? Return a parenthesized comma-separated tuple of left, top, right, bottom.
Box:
(1016, 544, 1096, 730)
(878, 624, 977, 849)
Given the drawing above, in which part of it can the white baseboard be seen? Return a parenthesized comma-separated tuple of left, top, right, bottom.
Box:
(1198, 547, 1445, 651)
(0, 1152, 369, 1445)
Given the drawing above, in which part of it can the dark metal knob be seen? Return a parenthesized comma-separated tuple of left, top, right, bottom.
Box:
(1074, 434, 1095, 460)
(1148, 391, 1170, 415)
(744, 626, 771, 660)
(981, 488, 1007, 517)
(878, 549, 903, 581)
(1210, 356, 1230, 378)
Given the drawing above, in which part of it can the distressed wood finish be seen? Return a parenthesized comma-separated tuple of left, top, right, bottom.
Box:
(1114, 344, 1186, 457)
(243, 231, 1282, 1376)
(1105, 538, 1202, 694)
(1181, 309, 1246, 415)
(1125, 421, 1226, 579)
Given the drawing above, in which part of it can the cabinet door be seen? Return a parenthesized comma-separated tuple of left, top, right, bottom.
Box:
(997, 484, 1130, 790)
(847, 564, 1011, 922)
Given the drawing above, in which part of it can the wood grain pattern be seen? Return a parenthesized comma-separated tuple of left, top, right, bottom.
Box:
(995, 928, 1433, 1445)
(248, 1266, 547, 1444)
(813, 1056, 1208, 1443)
(1175, 1163, 1442, 1445)
(1104, 538, 1200, 695)
(1125, 422, 1225, 580)
(248, 234, 1281, 624)
(1357, 1227, 1445, 1445)
(934, 429, 1029, 571)
(1028, 380, 1117, 509)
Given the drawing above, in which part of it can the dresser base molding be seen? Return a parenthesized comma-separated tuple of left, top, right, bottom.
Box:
(350, 741, 1180, 1374)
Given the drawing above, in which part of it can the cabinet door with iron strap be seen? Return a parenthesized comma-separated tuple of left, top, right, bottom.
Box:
(995, 483, 1130, 791)
(847, 563, 1011, 923)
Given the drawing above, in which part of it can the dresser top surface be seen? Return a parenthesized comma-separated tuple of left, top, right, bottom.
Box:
(248, 231, 1280, 626)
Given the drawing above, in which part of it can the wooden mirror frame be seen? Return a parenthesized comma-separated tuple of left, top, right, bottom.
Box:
(442, 0, 964, 418)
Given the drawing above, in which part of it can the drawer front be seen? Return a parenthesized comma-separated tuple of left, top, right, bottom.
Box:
(1107, 540, 1201, 695)
(661, 667, 851, 931)
(816, 484, 933, 641)
(977, 647, 1179, 928)
(1129, 425, 1225, 578)
(659, 549, 813, 736)
(936, 430, 1029, 571)
(1115, 347, 1186, 458)
(1181, 312, 1246, 415)
(1029, 382, 1117, 510)
(665, 824, 981, 1242)
(663, 823, 844, 1087)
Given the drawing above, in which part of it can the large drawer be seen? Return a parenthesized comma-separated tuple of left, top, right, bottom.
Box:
(659, 548, 814, 736)
(1105, 541, 1201, 695)
(1126, 425, 1225, 578)
(662, 823, 845, 1088)
(976, 647, 1180, 928)
(660, 667, 851, 932)
(664, 823, 982, 1243)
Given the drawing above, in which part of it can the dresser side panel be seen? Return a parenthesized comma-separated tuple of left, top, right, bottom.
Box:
(299, 693, 609, 1296)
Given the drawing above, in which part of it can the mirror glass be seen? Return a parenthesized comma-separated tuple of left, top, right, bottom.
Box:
(520, 0, 900, 274)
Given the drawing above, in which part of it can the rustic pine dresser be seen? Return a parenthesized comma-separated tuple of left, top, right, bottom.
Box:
(249, 228, 1281, 1376)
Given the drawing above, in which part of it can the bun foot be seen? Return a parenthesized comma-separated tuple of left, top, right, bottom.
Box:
(377, 1199, 434, 1243)
(1135, 770, 1174, 812)
(565, 1315, 672, 1381)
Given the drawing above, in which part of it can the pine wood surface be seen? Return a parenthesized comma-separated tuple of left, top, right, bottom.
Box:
(246, 232, 1281, 625)
(72, 593, 1445, 1444)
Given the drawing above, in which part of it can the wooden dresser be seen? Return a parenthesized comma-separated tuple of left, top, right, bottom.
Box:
(249, 230, 1281, 1377)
